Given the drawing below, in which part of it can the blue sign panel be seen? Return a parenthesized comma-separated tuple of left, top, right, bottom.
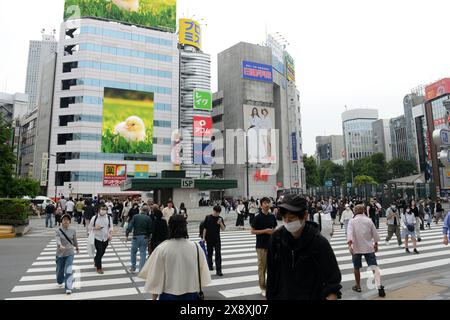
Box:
(291, 133, 298, 162)
(325, 181, 333, 187)
(242, 61, 273, 83)
(194, 143, 213, 165)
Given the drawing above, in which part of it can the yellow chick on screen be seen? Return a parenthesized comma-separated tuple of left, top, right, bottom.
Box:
(114, 116, 146, 142)
(111, 0, 140, 12)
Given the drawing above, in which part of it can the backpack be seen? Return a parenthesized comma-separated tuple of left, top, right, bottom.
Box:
(94, 215, 111, 229)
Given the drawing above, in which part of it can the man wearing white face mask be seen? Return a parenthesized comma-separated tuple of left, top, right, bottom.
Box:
(266, 195, 342, 300)
(89, 204, 113, 274)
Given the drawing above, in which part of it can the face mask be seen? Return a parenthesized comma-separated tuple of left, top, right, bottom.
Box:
(100, 210, 107, 216)
(284, 219, 304, 234)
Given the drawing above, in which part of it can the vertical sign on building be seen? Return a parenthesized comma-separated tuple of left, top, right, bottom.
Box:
(179, 18, 201, 50)
(285, 52, 296, 83)
(291, 133, 298, 162)
(267, 34, 285, 75)
(40, 152, 49, 187)
(193, 90, 212, 111)
(193, 116, 212, 138)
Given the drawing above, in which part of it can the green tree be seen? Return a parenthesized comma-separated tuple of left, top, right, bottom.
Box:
(354, 175, 378, 187)
(388, 159, 417, 179)
(0, 113, 16, 197)
(10, 178, 41, 198)
(319, 160, 345, 186)
(304, 155, 320, 188)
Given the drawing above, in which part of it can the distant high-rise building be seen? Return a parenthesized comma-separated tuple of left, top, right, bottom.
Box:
(372, 119, 392, 162)
(315, 135, 344, 164)
(342, 108, 379, 162)
(390, 115, 409, 161)
(24, 33, 57, 111)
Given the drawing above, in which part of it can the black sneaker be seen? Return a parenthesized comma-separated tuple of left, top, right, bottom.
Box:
(405, 248, 410, 254)
(418, 238, 422, 242)
(216, 272, 223, 277)
(378, 286, 386, 298)
(209, 267, 214, 271)
(414, 249, 420, 254)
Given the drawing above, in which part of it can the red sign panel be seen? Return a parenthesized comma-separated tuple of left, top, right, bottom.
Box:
(103, 164, 127, 187)
(425, 78, 450, 101)
(193, 116, 212, 138)
(254, 169, 270, 182)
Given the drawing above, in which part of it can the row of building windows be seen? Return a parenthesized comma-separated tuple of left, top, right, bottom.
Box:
(58, 133, 172, 144)
(79, 43, 173, 63)
(66, 96, 172, 112)
(70, 78, 172, 95)
(78, 61, 172, 79)
(59, 113, 171, 127)
(80, 26, 173, 47)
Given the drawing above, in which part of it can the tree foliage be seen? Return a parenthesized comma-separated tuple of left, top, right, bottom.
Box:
(388, 159, 417, 179)
(354, 175, 378, 187)
(304, 155, 320, 187)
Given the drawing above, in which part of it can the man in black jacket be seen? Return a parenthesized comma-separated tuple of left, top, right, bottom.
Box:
(266, 194, 342, 300)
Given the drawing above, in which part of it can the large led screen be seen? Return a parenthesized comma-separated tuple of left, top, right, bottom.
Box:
(102, 88, 154, 155)
(64, 0, 176, 31)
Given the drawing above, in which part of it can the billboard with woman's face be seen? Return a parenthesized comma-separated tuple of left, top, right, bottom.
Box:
(64, 0, 177, 31)
(243, 105, 276, 164)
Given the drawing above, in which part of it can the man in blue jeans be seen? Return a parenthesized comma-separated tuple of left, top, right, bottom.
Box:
(443, 211, 450, 246)
(126, 207, 153, 273)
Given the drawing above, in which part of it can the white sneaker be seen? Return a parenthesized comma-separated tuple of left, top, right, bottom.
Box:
(58, 284, 64, 289)
(66, 290, 72, 295)
(261, 290, 266, 297)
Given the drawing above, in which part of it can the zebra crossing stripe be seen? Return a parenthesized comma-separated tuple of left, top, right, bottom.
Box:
(12, 278, 132, 293)
(19, 269, 127, 282)
(6, 288, 139, 301)
(26, 262, 124, 273)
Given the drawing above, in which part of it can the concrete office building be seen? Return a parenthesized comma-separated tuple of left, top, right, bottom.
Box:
(372, 119, 393, 162)
(214, 41, 305, 199)
(25, 33, 57, 111)
(0, 92, 29, 175)
(411, 102, 429, 177)
(315, 135, 344, 164)
(17, 50, 57, 194)
(342, 108, 379, 162)
(47, 18, 179, 199)
(403, 93, 425, 164)
(390, 115, 409, 161)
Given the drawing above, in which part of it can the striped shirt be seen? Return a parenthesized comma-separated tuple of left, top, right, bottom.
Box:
(347, 214, 380, 254)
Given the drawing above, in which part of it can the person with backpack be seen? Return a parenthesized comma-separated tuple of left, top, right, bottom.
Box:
(126, 206, 153, 273)
(55, 214, 79, 295)
(347, 204, 385, 297)
(367, 199, 378, 229)
(250, 197, 277, 297)
(88, 205, 113, 274)
(202, 206, 226, 277)
(266, 194, 342, 300)
(83, 199, 96, 233)
(314, 204, 334, 242)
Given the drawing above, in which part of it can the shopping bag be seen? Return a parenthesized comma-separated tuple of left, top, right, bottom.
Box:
(86, 230, 96, 258)
(199, 240, 208, 261)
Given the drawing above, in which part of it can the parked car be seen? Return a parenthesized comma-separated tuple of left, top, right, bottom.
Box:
(24, 196, 56, 210)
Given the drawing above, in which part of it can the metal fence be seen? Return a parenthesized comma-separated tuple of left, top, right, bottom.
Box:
(305, 183, 437, 208)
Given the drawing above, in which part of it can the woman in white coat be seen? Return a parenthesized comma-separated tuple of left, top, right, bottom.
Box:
(138, 215, 211, 300)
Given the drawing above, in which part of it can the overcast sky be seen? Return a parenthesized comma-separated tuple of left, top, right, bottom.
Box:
(1, 0, 449, 155)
